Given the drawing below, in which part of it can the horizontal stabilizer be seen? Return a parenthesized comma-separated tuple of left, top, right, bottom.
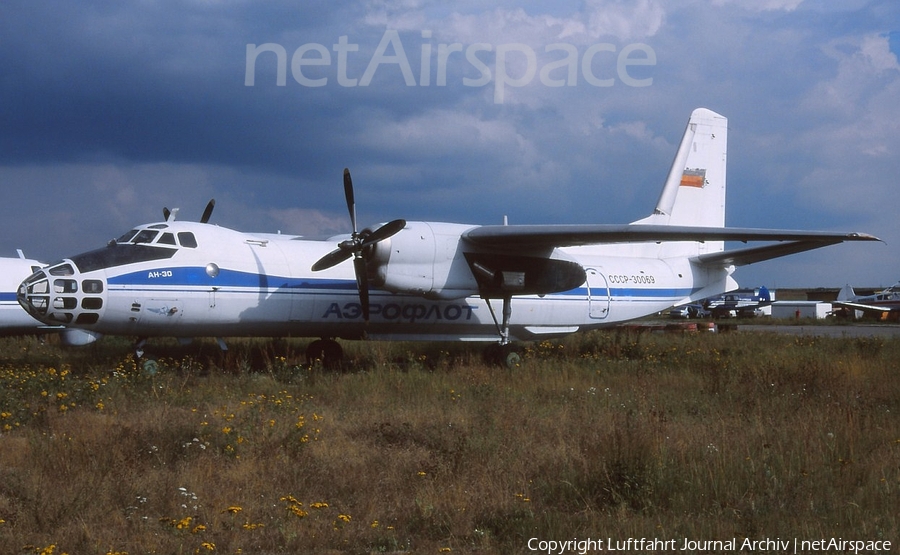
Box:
(694, 240, 843, 267)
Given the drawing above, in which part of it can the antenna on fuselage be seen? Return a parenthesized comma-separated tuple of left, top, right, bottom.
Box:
(163, 207, 179, 222)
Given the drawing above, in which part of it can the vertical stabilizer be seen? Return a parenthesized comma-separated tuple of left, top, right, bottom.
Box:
(837, 284, 856, 302)
(633, 108, 728, 256)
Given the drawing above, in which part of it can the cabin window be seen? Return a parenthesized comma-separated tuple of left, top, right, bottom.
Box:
(82, 298, 103, 310)
(178, 232, 198, 248)
(158, 233, 177, 245)
(54, 279, 78, 293)
(53, 297, 77, 310)
(76, 313, 100, 324)
(83, 280, 104, 293)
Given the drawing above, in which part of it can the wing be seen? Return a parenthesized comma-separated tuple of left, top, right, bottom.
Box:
(462, 224, 878, 263)
(831, 301, 900, 314)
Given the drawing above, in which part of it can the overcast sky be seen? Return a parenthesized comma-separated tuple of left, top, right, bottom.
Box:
(1, 0, 898, 288)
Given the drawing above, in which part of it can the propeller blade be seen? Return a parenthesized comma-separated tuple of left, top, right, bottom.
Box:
(343, 168, 357, 234)
(311, 167, 404, 324)
(163, 207, 171, 221)
(353, 256, 370, 322)
(200, 199, 216, 224)
(361, 219, 407, 247)
(311, 247, 353, 272)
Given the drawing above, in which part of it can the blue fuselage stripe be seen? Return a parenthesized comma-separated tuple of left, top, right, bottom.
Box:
(105, 267, 692, 300)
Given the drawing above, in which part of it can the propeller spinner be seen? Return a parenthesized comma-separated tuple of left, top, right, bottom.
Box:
(311, 168, 406, 322)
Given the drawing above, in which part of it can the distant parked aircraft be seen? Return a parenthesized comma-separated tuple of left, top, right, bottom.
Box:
(832, 283, 900, 320)
(0, 252, 47, 336)
(703, 286, 772, 318)
(1, 252, 100, 344)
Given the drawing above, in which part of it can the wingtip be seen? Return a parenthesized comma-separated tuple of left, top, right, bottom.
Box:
(849, 232, 882, 242)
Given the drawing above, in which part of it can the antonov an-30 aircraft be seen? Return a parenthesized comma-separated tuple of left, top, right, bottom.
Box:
(17, 109, 878, 365)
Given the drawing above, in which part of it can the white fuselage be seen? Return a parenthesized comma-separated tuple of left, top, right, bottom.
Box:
(0, 257, 48, 335)
(17, 220, 732, 343)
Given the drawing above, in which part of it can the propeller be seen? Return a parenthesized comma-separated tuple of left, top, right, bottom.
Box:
(200, 199, 216, 223)
(162, 200, 214, 223)
(311, 168, 406, 322)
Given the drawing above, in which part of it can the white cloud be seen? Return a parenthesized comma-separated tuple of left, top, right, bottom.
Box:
(584, 0, 665, 40)
(363, 0, 666, 44)
(711, 0, 803, 12)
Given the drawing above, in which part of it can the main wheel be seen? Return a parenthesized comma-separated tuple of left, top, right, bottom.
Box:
(306, 339, 344, 369)
(483, 343, 523, 369)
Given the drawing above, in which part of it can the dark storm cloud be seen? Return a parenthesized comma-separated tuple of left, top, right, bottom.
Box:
(0, 0, 898, 287)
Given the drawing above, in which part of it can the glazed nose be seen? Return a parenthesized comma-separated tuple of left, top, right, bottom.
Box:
(18, 261, 106, 326)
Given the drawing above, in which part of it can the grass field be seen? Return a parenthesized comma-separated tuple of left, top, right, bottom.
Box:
(0, 329, 897, 554)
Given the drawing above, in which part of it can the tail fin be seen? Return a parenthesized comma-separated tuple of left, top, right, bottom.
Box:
(837, 284, 856, 302)
(633, 108, 728, 254)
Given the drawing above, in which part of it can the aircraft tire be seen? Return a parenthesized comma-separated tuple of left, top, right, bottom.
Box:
(483, 344, 523, 369)
(140, 356, 159, 375)
(306, 339, 343, 369)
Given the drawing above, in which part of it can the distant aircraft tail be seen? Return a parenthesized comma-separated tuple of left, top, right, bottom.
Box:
(837, 284, 856, 302)
(633, 108, 728, 256)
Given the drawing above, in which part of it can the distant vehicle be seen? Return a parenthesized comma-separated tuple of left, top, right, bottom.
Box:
(704, 286, 772, 318)
(832, 283, 900, 320)
(668, 303, 710, 319)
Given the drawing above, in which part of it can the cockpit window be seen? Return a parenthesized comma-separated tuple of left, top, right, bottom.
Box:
(132, 230, 159, 244)
(178, 232, 198, 248)
(117, 229, 139, 243)
(158, 232, 177, 245)
(71, 245, 177, 273)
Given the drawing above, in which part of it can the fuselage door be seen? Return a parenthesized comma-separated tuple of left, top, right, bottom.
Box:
(585, 268, 610, 320)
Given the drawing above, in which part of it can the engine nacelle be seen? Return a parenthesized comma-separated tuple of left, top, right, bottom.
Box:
(369, 221, 481, 300)
(367, 221, 587, 301)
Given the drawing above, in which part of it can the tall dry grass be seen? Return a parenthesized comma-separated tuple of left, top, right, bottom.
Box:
(0, 330, 897, 554)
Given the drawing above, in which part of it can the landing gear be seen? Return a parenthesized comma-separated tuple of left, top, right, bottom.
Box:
(306, 338, 343, 369)
(483, 342, 523, 369)
(483, 294, 524, 368)
(133, 337, 148, 360)
(131, 337, 160, 374)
